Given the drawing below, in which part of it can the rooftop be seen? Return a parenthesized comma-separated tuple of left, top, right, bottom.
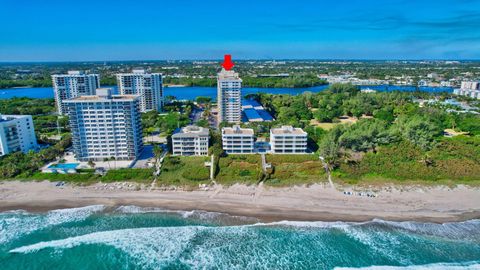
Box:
(172, 125, 209, 138)
(243, 108, 263, 122)
(68, 70, 84, 75)
(217, 69, 242, 81)
(117, 69, 162, 76)
(0, 114, 30, 123)
(242, 99, 274, 122)
(64, 88, 139, 102)
(271, 126, 307, 135)
(222, 125, 254, 135)
(53, 71, 95, 77)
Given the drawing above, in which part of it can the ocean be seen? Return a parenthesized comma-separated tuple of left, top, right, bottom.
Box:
(0, 85, 453, 101)
(1, 205, 479, 269)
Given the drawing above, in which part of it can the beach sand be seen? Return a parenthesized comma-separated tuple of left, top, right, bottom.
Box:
(0, 181, 479, 222)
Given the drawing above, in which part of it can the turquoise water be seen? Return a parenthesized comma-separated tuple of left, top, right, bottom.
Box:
(1, 205, 479, 269)
(48, 163, 79, 169)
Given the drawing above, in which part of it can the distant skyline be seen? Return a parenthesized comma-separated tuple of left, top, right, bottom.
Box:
(1, 0, 480, 61)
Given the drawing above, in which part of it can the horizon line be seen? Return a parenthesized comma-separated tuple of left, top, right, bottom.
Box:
(1, 58, 480, 64)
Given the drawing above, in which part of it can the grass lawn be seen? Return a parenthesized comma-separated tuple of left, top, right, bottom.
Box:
(102, 168, 154, 183)
(216, 155, 263, 186)
(264, 154, 327, 187)
(22, 172, 99, 185)
(157, 155, 211, 187)
(21, 168, 155, 185)
(309, 119, 337, 130)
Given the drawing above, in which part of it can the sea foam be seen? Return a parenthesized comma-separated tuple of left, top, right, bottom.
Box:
(0, 205, 105, 245)
(334, 261, 480, 270)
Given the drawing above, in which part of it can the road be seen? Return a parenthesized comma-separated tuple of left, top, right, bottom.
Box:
(190, 108, 204, 123)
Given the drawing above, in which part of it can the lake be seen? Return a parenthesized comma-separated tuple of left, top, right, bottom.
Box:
(0, 85, 454, 100)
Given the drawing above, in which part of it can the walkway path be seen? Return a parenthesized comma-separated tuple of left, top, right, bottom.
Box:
(319, 156, 335, 189)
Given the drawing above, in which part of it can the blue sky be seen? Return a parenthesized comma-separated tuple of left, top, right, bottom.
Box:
(1, 0, 479, 61)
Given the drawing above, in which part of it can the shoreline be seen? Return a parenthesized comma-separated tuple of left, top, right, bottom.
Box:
(1, 181, 479, 223)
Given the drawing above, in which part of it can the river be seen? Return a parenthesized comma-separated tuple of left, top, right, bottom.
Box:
(0, 85, 453, 100)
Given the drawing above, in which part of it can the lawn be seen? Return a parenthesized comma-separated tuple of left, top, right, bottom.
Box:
(22, 168, 155, 185)
(309, 119, 337, 130)
(102, 168, 154, 183)
(157, 155, 211, 187)
(23, 172, 99, 185)
(215, 155, 263, 186)
(264, 154, 327, 187)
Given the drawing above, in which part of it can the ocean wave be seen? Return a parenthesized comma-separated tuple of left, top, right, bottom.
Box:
(0, 205, 105, 245)
(114, 205, 259, 223)
(250, 220, 354, 229)
(9, 225, 256, 268)
(334, 261, 480, 269)
(8, 222, 480, 269)
(250, 218, 480, 265)
(368, 219, 480, 242)
(251, 218, 480, 235)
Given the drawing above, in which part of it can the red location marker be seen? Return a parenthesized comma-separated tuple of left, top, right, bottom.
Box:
(221, 54, 234, 70)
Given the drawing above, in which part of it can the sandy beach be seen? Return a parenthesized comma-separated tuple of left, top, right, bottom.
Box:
(1, 181, 479, 222)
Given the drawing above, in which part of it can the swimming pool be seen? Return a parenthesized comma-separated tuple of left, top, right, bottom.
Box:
(48, 163, 79, 170)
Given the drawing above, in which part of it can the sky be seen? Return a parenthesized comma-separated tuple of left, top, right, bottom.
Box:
(0, 0, 479, 61)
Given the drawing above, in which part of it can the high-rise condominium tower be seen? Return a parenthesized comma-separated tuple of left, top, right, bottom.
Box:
(0, 115, 38, 156)
(217, 69, 242, 123)
(51, 71, 100, 115)
(116, 69, 163, 112)
(64, 88, 143, 161)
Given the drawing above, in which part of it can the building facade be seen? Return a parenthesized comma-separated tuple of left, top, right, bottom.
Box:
(116, 69, 164, 112)
(64, 88, 143, 161)
(172, 125, 209, 156)
(0, 115, 38, 156)
(221, 125, 254, 154)
(270, 126, 308, 154)
(52, 71, 100, 115)
(454, 81, 480, 99)
(217, 69, 242, 123)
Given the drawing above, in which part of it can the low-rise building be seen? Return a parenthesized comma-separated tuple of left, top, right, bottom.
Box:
(64, 88, 143, 161)
(270, 126, 307, 154)
(172, 125, 209, 156)
(242, 99, 274, 122)
(0, 115, 38, 156)
(222, 125, 254, 154)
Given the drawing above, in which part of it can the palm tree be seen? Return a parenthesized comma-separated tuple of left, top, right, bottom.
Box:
(110, 156, 116, 169)
(88, 160, 96, 169)
(153, 145, 163, 168)
(103, 157, 111, 170)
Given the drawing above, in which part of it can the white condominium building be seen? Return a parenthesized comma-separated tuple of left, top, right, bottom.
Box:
(52, 71, 100, 115)
(222, 125, 254, 154)
(116, 69, 164, 112)
(63, 88, 143, 161)
(217, 69, 242, 123)
(454, 81, 480, 99)
(270, 126, 308, 154)
(172, 125, 209, 156)
(0, 115, 38, 156)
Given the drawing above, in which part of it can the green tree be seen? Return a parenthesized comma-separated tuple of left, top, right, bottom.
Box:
(394, 115, 443, 150)
(339, 119, 393, 153)
(318, 135, 342, 170)
(374, 106, 395, 123)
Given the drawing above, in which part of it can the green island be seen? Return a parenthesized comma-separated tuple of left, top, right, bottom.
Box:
(0, 83, 479, 187)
